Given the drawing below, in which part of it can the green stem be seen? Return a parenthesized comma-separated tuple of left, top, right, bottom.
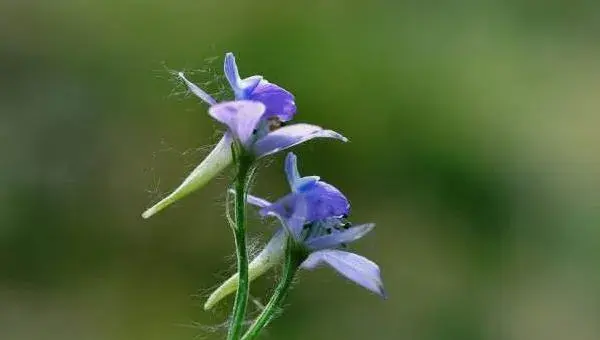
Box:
(241, 239, 306, 340)
(227, 154, 254, 340)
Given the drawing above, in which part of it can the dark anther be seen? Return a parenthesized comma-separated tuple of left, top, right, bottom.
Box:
(252, 129, 258, 135)
(342, 222, 351, 229)
(340, 243, 348, 248)
(267, 117, 283, 131)
(342, 214, 348, 218)
(280, 121, 287, 127)
(326, 228, 332, 234)
(303, 224, 310, 230)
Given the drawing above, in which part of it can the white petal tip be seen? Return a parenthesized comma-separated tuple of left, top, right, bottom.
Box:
(201, 280, 237, 311)
(141, 209, 154, 219)
(335, 132, 349, 143)
(326, 130, 348, 143)
(141, 202, 166, 219)
(203, 300, 215, 311)
(141, 194, 179, 219)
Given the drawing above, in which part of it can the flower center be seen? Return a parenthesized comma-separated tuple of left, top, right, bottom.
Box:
(267, 116, 284, 131)
(302, 216, 351, 245)
(251, 116, 285, 142)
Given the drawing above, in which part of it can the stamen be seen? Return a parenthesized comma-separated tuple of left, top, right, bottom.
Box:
(267, 117, 283, 131)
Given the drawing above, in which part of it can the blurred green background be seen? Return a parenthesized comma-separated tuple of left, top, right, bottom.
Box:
(2, 1, 599, 339)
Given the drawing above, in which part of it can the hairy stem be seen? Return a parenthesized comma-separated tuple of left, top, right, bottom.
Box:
(227, 154, 255, 340)
(241, 239, 305, 340)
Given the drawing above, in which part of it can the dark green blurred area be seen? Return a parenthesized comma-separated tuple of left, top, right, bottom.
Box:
(1, 1, 600, 339)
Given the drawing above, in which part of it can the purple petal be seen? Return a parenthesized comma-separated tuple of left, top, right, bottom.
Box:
(300, 182, 350, 220)
(248, 80, 296, 121)
(284, 152, 319, 192)
(227, 189, 272, 208)
(295, 176, 321, 192)
(222, 53, 294, 119)
(260, 181, 349, 224)
(224, 52, 241, 91)
(239, 76, 263, 96)
(260, 194, 310, 240)
(305, 223, 375, 250)
(208, 100, 266, 146)
(264, 208, 306, 241)
(247, 194, 272, 208)
(178, 72, 217, 105)
(301, 250, 386, 298)
(224, 52, 262, 99)
(284, 152, 301, 188)
(253, 124, 348, 158)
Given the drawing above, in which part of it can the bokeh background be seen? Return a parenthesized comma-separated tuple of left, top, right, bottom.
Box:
(2, 1, 599, 339)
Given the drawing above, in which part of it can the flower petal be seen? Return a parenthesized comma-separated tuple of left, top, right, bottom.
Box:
(177, 72, 217, 105)
(301, 250, 386, 298)
(208, 100, 266, 146)
(224, 52, 262, 99)
(247, 194, 272, 208)
(258, 191, 315, 241)
(263, 199, 307, 240)
(142, 133, 233, 218)
(248, 80, 296, 121)
(299, 181, 350, 220)
(305, 223, 375, 250)
(253, 124, 348, 157)
(227, 189, 272, 208)
(224, 52, 241, 89)
(284, 152, 319, 192)
(204, 229, 286, 310)
(295, 176, 321, 192)
(239, 76, 263, 96)
(261, 181, 349, 224)
(284, 152, 301, 188)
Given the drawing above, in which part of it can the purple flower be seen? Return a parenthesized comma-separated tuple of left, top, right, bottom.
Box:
(208, 100, 346, 157)
(142, 54, 346, 219)
(224, 53, 296, 121)
(204, 153, 384, 309)
(257, 152, 350, 223)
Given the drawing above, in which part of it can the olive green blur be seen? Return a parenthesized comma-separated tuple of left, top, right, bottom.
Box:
(1, 1, 599, 339)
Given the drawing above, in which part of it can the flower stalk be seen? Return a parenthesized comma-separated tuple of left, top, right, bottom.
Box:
(242, 238, 307, 340)
(228, 149, 255, 340)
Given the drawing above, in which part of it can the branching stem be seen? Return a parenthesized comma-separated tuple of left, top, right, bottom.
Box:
(241, 239, 306, 340)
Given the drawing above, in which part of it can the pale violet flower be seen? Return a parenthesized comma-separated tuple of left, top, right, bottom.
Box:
(142, 54, 346, 218)
(204, 153, 384, 310)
